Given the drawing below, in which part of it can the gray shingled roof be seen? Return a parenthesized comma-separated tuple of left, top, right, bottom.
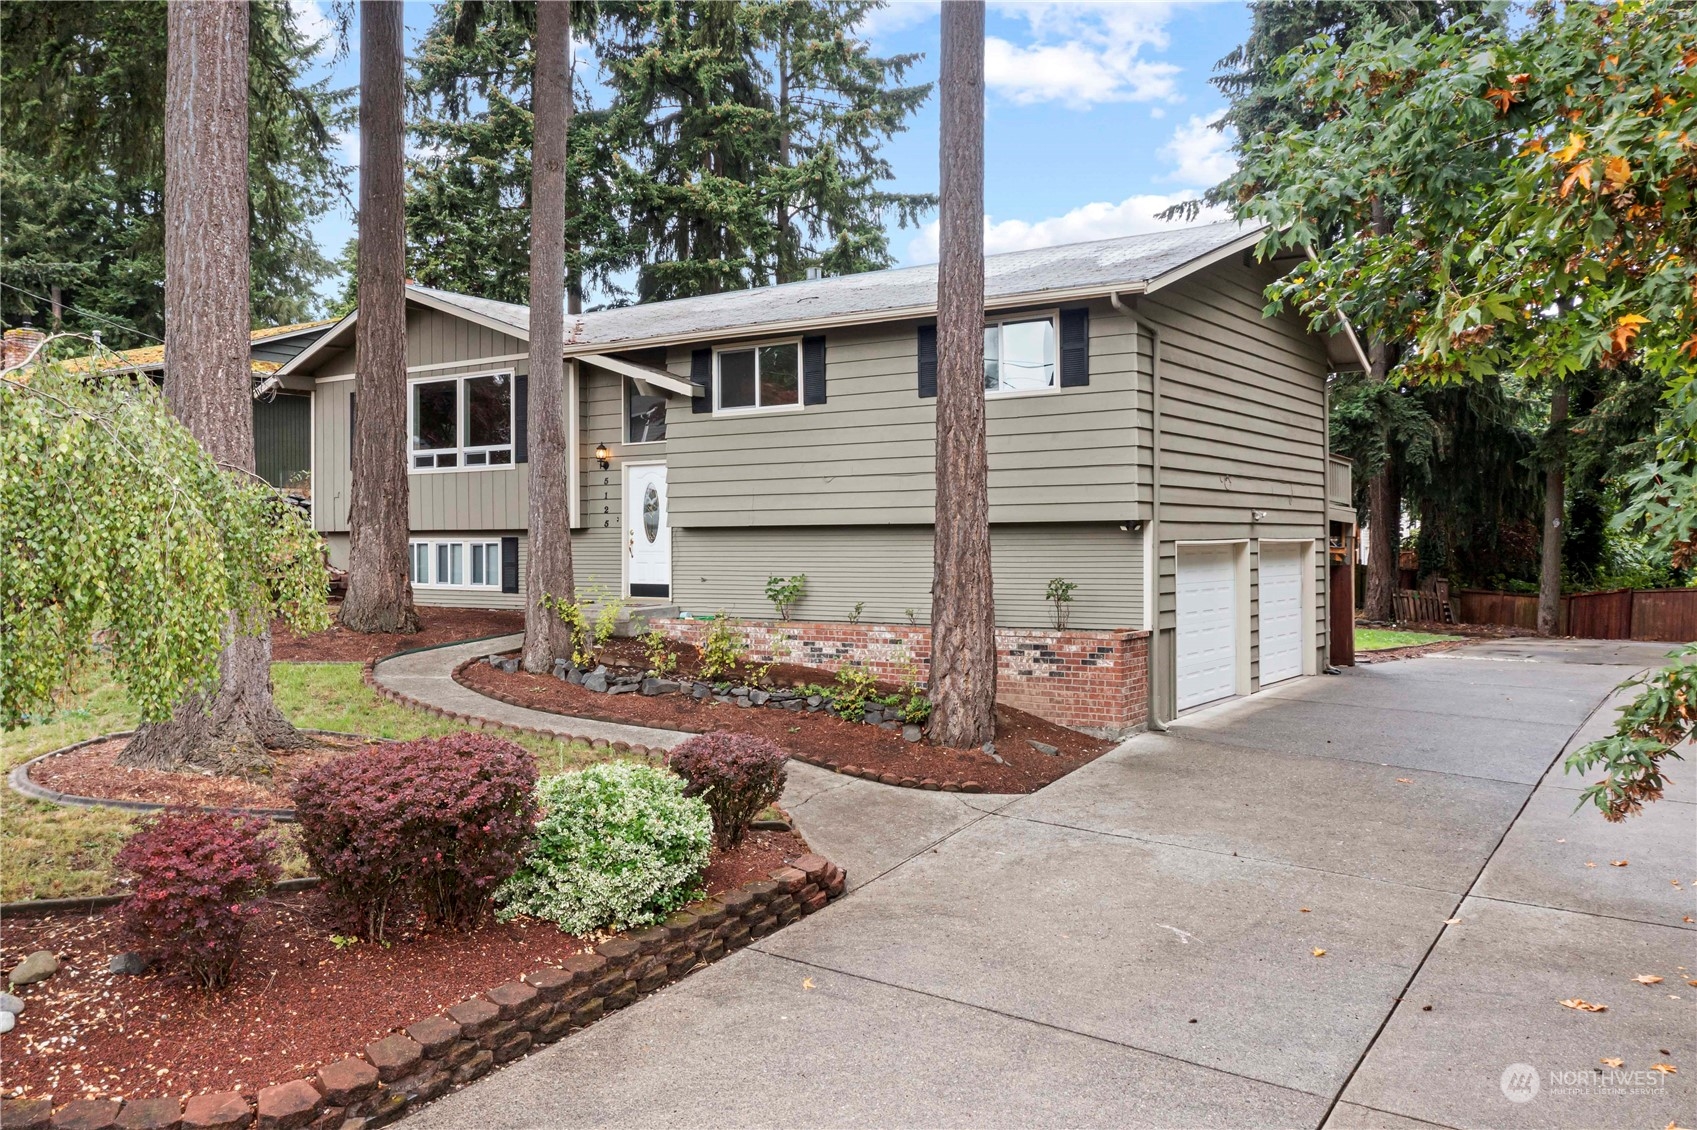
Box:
(406, 221, 1260, 353)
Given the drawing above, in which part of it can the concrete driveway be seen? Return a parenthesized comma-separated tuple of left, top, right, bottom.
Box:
(407, 639, 1694, 1129)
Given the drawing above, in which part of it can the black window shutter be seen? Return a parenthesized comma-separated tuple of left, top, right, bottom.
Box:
(916, 324, 937, 398)
(513, 373, 529, 462)
(1059, 307, 1090, 387)
(802, 335, 827, 405)
(690, 348, 712, 413)
(500, 536, 520, 593)
(348, 390, 356, 444)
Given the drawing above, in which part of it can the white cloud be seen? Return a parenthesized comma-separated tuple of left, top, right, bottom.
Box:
(288, 0, 335, 55)
(906, 192, 1231, 262)
(984, 1, 1180, 107)
(1159, 114, 1237, 188)
(854, 0, 940, 41)
(336, 128, 360, 166)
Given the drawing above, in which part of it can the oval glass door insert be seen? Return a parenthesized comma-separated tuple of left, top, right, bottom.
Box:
(642, 484, 660, 542)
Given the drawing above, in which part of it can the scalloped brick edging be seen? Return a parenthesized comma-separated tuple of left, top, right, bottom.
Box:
(0, 854, 849, 1130)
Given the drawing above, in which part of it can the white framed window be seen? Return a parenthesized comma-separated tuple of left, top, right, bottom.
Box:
(409, 371, 514, 470)
(714, 339, 801, 414)
(984, 313, 1057, 396)
(410, 539, 502, 588)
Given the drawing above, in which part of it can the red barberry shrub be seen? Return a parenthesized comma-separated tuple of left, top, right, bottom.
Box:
(667, 731, 788, 849)
(114, 809, 280, 991)
(291, 733, 538, 939)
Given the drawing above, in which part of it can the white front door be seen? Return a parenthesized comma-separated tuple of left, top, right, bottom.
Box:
(626, 463, 670, 597)
(1257, 543, 1305, 686)
(1176, 545, 1239, 711)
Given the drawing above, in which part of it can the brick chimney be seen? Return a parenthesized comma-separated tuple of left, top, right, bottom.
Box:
(3, 323, 46, 370)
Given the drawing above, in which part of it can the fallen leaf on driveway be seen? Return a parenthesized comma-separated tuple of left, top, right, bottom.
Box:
(1299, 907, 1310, 913)
(1633, 975, 1664, 985)
(1600, 1057, 1624, 1068)
(1444, 918, 1462, 925)
(1650, 1063, 1677, 1075)
(1560, 998, 1608, 1012)
(1610, 860, 1629, 867)
(1312, 948, 1327, 957)
(1686, 917, 1694, 924)
(1688, 980, 1697, 987)
(1396, 778, 1412, 784)
(802, 978, 815, 990)
(1586, 862, 1598, 868)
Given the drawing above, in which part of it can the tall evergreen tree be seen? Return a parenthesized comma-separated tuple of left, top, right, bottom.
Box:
(0, 0, 350, 344)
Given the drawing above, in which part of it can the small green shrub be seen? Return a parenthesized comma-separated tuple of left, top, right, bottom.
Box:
(1046, 577, 1077, 629)
(699, 613, 748, 680)
(765, 574, 806, 620)
(641, 626, 678, 677)
(543, 583, 627, 668)
(831, 665, 881, 722)
(904, 607, 918, 626)
(847, 600, 864, 625)
(495, 762, 711, 935)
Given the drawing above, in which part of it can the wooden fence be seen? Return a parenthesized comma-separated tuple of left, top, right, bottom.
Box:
(1454, 587, 1697, 642)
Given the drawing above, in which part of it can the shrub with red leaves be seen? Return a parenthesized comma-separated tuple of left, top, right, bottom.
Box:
(667, 731, 788, 849)
(291, 733, 538, 940)
(114, 809, 280, 991)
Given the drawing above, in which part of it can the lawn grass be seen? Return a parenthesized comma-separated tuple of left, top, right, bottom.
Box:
(1, 662, 603, 902)
(1355, 627, 1465, 651)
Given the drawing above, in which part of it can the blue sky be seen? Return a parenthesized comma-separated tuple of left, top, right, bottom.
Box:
(295, 0, 1248, 307)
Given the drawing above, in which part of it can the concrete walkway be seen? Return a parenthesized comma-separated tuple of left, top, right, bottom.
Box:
(405, 639, 1693, 1129)
(370, 635, 692, 751)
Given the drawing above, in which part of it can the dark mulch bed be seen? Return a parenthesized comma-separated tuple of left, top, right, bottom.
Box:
(0, 829, 808, 1103)
(271, 605, 523, 664)
(457, 640, 1113, 793)
(27, 736, 375, 810)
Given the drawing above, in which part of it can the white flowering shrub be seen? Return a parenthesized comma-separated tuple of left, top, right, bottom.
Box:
(495, 761, 712, 934)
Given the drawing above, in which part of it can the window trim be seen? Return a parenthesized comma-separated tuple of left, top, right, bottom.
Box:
(983, 309, 1061, 400)
(712, 337, 805, 417)
(623, 378, 671, 446)
(409, 538, 504, 589)
(406, 368, 516, 474)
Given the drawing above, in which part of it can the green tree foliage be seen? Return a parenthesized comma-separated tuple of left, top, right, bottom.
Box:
(0, 1, 350, 345)
(1223, 1, 1696, 817)
(1, 344, 329, 729)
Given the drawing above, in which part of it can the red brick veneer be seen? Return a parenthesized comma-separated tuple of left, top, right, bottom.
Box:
(653, 618, 1150, 736)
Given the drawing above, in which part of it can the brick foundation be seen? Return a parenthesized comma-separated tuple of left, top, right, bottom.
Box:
(655, 618, 1149, 737)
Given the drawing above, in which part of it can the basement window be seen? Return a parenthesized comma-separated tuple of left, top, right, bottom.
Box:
(410, 539, 502, 588)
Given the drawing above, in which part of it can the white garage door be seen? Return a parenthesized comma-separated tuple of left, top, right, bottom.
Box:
(1258, 544, 1305, 687)
(1176, 545, 1239, 710)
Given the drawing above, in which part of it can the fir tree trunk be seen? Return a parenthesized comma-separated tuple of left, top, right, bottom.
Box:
(928, 0, 996, 750)
(123, 0, 303, 778)
(1537, 381, 1568, 637)
(522, 0, 576, 672)
(339, 0, 419, 635)
(1364, 462, 1400, 622)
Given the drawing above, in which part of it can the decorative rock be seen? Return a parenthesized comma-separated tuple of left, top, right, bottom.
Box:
(316, 1058, 378, 1105)
(605, 682, 637, 695)
(748, 689, 770, 706)
(692, 682, 711, 700)
(863, 707, 883, 724)
(255, 1079, 320, 1130)
(180, 1092, 251, 1130)
(640, 677, 681, 696)
(981, 741, 996, 756)
(567, 668, 585, 685)
(0, 991, 19, 1014)
(553, 659, 579, 682)
(879, 721, 900, 732)
(2, 1098, 53, 1130)
(1027, 739, 1060, 757)
(902, 724, 922, 743)
(581, 666, 610, 693)
(806, 695, 823, 708)
(115, 1097, 182, 1130)
(50, 1098, 122, 1130)
(108, 952, 149, 976)
(8, 950, 57, 986)
(364, 1033, 424, 1082)
(986, 751, 1006, 765)
(494, 657, 520, 675)
(0, 1011, 13, 1034)
(730, 686, 751, 698)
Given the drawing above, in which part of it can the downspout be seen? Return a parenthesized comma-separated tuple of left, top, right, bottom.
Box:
(1112, 291, 1167, 731)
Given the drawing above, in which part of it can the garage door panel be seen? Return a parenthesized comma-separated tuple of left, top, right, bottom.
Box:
(1258, 545, 1305, 686)
(1177, 546, 1238, 711)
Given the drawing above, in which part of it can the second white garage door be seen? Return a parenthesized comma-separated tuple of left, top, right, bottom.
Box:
(1257, 543, 1306, 687)
(1176, 545, 1239, 711)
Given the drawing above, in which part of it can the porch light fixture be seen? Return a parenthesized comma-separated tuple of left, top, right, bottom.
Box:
(595, 442, 612, 470)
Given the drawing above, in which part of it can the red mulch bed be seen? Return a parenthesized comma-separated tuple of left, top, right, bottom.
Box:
(271, 605, 523, 664)
(457, 639, 1113, 793)
(27, 737, 376, 810)
(0, 829, 808, 1104)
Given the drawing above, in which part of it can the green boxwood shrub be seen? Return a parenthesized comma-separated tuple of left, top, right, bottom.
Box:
(495, 761, 712, 935)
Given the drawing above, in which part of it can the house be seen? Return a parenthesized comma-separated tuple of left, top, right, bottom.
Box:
(277, 222, 1358, 732)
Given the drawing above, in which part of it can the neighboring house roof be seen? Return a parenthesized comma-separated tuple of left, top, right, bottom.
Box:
(280, 222, 1270, 377)
(62, 318, 338, 377)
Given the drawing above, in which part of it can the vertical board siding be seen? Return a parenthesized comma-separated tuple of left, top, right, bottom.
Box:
(253, 393, 312, 488)
(1148, 259, 1331, 713)
(673, 524, 1143, 630)
(663, 296, 1143, 526)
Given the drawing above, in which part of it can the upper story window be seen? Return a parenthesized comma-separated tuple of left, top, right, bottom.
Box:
(715, 341, 800, 413)
(984, 315, 1056, 395)
(626, 381, 668, 443)
(410, 371, 513, 469)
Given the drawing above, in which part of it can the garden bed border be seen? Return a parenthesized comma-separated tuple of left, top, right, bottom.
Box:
(0, 854, 848, 1130)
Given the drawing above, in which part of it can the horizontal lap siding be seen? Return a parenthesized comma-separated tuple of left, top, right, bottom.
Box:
(1149, 261, 1330, 711)
(664, 298, 1142, 527)
(673, 523, 1142, 630)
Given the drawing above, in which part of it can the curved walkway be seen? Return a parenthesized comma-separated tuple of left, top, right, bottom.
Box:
(369, 635, 692, 751)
